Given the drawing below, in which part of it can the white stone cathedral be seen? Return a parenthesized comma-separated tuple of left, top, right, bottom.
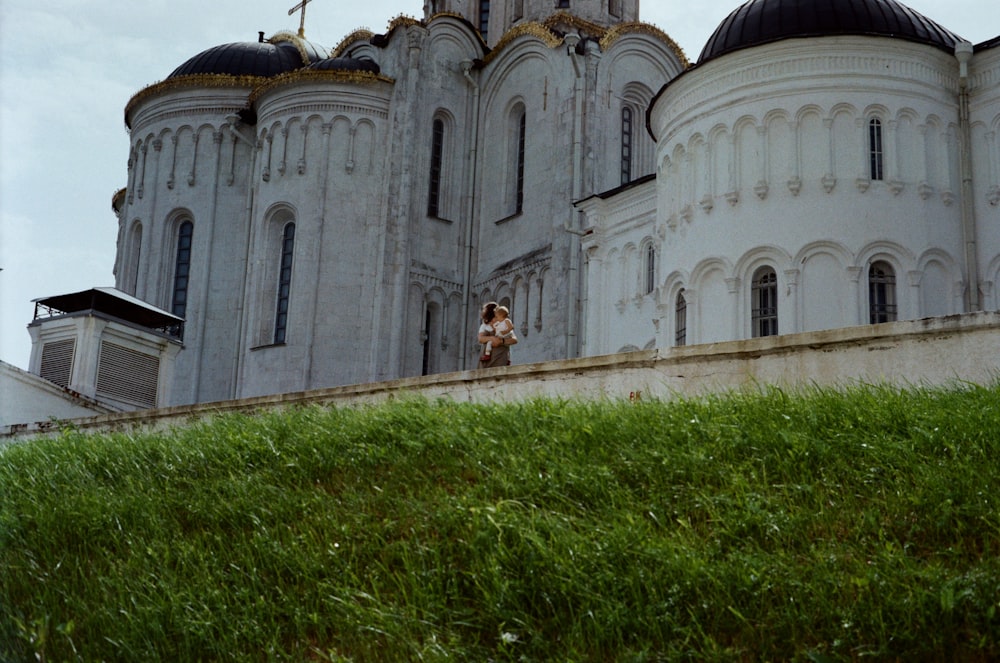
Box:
(23, 0, 1000, 411)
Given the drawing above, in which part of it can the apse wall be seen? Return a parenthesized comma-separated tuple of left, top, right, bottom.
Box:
(120, 85, 258, 405)
(648, 37, 977, 344)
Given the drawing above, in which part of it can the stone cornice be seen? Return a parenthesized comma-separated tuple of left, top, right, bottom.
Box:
(257, 103, 390, 129)
(126, 75, 264, 129)
(410, 267, 463, 293)
(130, 106, 250, 135)
(599, 22, 688, 67)
(653, 40, 960, 144)
(475, 253, 551, 291)
(249, 69, 394, 107)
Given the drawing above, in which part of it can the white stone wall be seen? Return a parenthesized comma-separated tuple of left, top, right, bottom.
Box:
(623, 36, 998, 349)
(7, 312, 998, 441)
(238, 78, 395, 398)
(120, 86, 256, 404)
(969, 44, 1000, 309)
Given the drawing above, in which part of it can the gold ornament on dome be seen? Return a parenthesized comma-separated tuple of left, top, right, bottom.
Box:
(125, 75, 266, 127)
(599, 22, 689, 67)
(427, 11, 466, 23)
(386, 14, 420, 34)
(484, 22, 563, 63)
(248, 69, 394, 106)
(331, 29, 375, 58)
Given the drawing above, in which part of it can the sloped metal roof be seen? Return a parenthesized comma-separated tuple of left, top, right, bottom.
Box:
(32, 287, 183, 331)
(168, 37, 327, 79)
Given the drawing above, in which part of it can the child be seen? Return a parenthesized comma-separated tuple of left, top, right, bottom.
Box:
(481, 305, 515, 361)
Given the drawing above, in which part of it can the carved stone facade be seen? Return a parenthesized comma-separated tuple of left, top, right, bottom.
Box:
(110, 1, 685, 405)
(579, 29, 1000, 356)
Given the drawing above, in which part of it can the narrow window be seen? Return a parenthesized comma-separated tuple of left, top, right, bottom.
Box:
(869, 118, 884, 181)
(513, 0, 524, 21)
(428, 118, 444, 217)
(274, 223, 295, 344)
(127, 223, 142, 295)
(421, 308, 432, 376)
(644, 244, 656, 295)
(516, 111, 526, 214)
(621, 106, 633, 185)
(556, 0, 570, 8)
(751, 267, 778, 337)
(868, 261, 897, 324)
(479, 0, 490, 40)
(609, 0, 622, 17)
(675, 290, 687, 346)
(507, 107, 526, 216)
(171, 221, 193, 319)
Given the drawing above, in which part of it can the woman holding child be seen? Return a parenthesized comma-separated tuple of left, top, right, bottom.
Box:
(477, 301, 517, 369)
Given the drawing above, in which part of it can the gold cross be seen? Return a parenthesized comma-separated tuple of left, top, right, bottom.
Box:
(288, 0, 314, 37)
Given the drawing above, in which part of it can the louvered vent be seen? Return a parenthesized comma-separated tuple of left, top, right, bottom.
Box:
(39, 339, 76, 387)
(96, 341, 159, 409)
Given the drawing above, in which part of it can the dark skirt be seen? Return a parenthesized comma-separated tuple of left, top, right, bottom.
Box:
(478, 343, 510, 369)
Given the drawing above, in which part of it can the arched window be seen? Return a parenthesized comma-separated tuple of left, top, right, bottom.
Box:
(868, 118, 884, 181)
(273, 223, 295, 344)
(621, 85, 654, 181)
(421, 303, 441, 376)
(171, 220, 193, 319)
(428, 118, 445, 217)
(868, 261, 897, 324)
(675, 290, 687, 346)
(644, 243, 656, 295)
(621, 106, 634, 185)
(751, 267, 778, 337)
(508, 105, 526, 216)
(479, 0, 490, 40)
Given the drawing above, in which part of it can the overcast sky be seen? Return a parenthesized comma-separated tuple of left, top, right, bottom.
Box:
(0, 0, 993, 370)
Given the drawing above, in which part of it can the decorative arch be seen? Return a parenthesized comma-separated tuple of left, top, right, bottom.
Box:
(917, 248, 959, 318)
(690, 257, 732, 344)
(480, 46, 553, 112)
(796, 240, 853, 333)
(352, 118, 378, 175)
(123, 219, 143, 296)
(856, 240, 915, 271)
(857, 242, 912, 324)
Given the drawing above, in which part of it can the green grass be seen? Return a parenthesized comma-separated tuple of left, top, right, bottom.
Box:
(2, 384, 999, 661)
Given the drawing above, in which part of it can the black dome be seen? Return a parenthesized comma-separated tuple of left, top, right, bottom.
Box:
(699, 0, 963, 64)
(169, 36, 328, 79)
(307, 57, 381, 74)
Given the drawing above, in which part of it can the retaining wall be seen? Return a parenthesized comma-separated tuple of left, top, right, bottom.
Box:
(4, 312, 999, 441)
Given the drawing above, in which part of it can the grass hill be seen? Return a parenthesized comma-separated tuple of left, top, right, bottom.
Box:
(2, 384, 999, 661)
